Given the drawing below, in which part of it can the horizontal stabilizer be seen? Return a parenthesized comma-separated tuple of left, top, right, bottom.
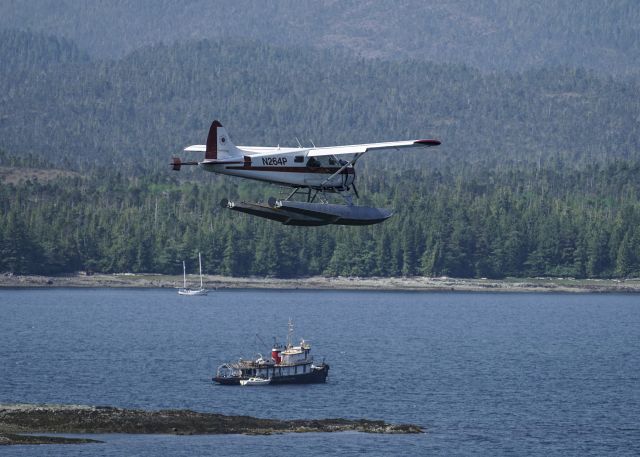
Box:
(171, 156, 198, 171)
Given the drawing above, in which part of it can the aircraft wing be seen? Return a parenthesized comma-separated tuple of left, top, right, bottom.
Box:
(186, 139, 440, 156)
(307, 139, 440, 157)
(184, 145, 206, 152)
(184, 144, 303, 154)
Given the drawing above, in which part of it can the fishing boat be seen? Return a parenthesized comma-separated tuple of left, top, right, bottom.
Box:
(213, 320, 329, 385)
(178, 252, 207, 296)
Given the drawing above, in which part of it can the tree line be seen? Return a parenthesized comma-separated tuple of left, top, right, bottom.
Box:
(1, 158, 638, 279)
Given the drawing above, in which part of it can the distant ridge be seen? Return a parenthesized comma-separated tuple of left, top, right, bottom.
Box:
(1, 31, 639, 172)
(0, 0, 638, 74)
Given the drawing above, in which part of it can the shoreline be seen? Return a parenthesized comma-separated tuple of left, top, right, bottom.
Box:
(1, 273, 640, 293)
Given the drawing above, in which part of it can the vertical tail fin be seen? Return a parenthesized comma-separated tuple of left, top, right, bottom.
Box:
(206, 120, 241, 160)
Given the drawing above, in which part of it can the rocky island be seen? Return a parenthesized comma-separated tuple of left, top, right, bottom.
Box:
(0, 404, 422, 445)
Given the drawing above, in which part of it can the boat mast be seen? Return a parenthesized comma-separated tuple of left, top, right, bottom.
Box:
(287, 318, 293, 349)
(199, 252, 203, 289)
(183, 261, 187, 289)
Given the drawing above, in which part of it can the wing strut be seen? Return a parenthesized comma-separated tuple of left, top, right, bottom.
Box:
(319, 152, 366, 189)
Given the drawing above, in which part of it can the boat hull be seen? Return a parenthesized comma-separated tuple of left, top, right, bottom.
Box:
(178, 288, 208, 296)
(214, 364, 329, 385)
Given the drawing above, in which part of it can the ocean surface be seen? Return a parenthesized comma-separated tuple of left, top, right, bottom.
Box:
(0, 288, 638, 456)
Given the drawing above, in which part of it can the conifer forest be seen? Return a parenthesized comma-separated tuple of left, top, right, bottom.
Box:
(1, 2, 639, 279)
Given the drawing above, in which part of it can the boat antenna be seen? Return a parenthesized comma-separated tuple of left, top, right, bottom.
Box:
(287, 318, 293, 349)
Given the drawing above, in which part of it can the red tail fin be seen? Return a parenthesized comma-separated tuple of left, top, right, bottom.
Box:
(206, 120, 223, 160)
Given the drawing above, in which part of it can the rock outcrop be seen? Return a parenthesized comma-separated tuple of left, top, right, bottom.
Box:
(0, 404, 422, 445)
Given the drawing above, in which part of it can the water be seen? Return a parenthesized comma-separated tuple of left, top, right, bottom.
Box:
(0, 288, 638, 456)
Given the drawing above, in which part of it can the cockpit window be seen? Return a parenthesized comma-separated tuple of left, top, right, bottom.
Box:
(306, 156, 341, 168)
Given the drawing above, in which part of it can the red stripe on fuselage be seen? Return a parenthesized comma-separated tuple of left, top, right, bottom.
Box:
(225, 165, 354, 174)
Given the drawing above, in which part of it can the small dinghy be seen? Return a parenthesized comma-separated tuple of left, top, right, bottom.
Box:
(240, 377, 271, 386)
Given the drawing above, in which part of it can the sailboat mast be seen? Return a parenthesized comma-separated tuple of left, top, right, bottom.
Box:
(199, 252, 203, 289)
(183, 261, 186, 289)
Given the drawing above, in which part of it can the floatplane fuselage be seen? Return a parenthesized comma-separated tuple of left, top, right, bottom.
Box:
(172, 120, 440, 226)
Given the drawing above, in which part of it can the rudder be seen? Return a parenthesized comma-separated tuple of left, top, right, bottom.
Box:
(206, 120, 240, 160)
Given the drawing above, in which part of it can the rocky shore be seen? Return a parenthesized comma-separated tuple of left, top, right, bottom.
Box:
(1, 272, 640, 293)
(0, 404, 422, 445)
(0, 433, 101, 445)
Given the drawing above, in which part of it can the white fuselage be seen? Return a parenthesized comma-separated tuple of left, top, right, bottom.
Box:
(179, 119, 439, 197)
(201, 148, 355, 190)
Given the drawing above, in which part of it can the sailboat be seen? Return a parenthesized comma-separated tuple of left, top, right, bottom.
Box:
(178, 252, 208, 296)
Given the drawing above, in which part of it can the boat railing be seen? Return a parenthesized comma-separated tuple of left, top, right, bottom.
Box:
(216, 363, 242, 378)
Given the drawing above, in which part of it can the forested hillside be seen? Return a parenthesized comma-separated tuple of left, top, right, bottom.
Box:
(1, 30, 639, 174)
(1, 0, 639, 74)
(1, 158, 639, 278)
(1, 27, 639, 279)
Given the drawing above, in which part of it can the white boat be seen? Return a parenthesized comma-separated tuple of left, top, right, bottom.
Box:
(178, 252, 207, 296)
(240, 377, 271, 386)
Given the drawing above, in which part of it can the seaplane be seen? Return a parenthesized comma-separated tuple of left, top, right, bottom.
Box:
(171, 120, 440, 226)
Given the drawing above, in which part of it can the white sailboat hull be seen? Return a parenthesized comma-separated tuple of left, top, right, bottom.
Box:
(178, 288, 208, 296)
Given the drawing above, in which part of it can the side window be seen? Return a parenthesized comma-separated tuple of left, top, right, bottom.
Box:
(294, 156, 304, 163)
(307, 157, 321, 168)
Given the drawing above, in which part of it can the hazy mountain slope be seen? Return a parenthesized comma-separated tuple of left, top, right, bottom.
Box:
(1, 0, 638, 74)
(1, 31, 638, 172)
(0, 28, 87, 67)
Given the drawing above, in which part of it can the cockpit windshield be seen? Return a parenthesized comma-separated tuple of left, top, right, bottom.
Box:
(306, 156, 342, 168)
